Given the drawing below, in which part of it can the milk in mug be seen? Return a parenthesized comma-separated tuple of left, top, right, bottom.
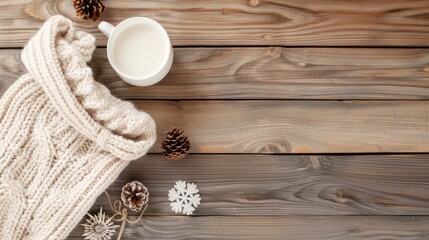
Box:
(98, 17, 173, 86)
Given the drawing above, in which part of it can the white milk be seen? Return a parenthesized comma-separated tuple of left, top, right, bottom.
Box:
(112, 24, 167, 78)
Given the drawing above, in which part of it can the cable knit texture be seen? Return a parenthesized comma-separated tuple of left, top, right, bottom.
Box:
(0, 16, 156, 239)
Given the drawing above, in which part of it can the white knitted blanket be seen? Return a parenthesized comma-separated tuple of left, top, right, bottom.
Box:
(0, 16, 156, 239)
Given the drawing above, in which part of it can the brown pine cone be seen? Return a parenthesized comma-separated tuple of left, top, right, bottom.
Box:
(121, 181, 149, 212)
(161, 128, 190, 161)
(73, 0, 106, 21)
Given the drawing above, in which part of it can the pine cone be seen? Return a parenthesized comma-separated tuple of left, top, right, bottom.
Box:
(121, 181, 149, 212)
(161, 128, 190, 161)
(73, 0, 106, 21)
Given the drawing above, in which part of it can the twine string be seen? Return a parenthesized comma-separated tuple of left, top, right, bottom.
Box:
(104, 191, 148, 239)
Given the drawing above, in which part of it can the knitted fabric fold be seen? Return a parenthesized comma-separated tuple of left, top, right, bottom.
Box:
(0, 16, 156, 239)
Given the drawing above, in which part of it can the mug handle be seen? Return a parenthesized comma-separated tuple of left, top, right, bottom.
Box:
(98, 21, 115, 37)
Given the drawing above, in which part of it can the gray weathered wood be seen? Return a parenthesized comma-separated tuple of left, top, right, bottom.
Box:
(91, 154, 429, 216)
(4, 1, 429, 240)
(2, 0, 429, 47)
(68, 216, 429, 239)
(2, 48, 429, 100)
(134, 100, 429, 153)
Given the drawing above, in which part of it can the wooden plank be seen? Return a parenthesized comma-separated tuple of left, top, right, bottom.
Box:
(2, 48, 429, 100)
(2, 1, 429, 47)
(68, 216, 429, 239)
(0, 82, 428, 153)
(135, 100, 429, 153)
(92, 154, 429, 216)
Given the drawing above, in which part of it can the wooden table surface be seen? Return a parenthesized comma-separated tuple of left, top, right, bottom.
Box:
(2, 0, 429, 239)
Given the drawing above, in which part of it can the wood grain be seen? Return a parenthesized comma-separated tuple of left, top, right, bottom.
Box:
(92, 154, 429, 216)
(134, 100, 429, 153)
(3, 1, 429, 239)
(2, 0, 429, 47)
(68, 216, 429, 239)
(2, 48, 429, 100)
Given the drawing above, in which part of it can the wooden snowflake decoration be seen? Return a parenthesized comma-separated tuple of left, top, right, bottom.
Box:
(168, 180, 201, 215)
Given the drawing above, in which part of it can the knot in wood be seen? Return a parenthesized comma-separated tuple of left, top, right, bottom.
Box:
(248, 0, 260, 7)
(267, 47, 281, 58)
(336, 189, 345, 199)
(297, 62, 306, 67)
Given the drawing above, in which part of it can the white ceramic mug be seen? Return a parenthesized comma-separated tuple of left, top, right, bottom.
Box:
(98, 17, 173, 86)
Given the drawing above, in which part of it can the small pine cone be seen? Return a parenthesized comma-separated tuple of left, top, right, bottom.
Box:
(121, 181, 149, 212)
(161, 128, 190, 161)
(73, 0, 106, 21)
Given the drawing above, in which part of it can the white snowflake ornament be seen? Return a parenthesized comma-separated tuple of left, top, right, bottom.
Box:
(168, 180, 201, 215)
